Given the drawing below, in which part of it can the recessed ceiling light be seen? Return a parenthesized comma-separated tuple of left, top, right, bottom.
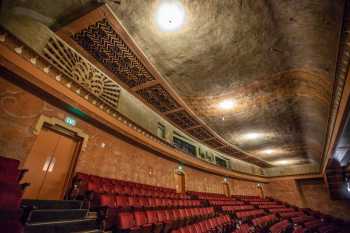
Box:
(273, 160, 291, 166)
(262, 149, 274, 155)
(242, 132, 263, 140)
(156, 1, 186, 32)
(218, 99, 235, 110)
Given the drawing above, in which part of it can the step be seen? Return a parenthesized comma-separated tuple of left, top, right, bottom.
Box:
(28, 209, 88, 223)
(71, 230, 103, 233)
(24, 219, 98, 233)
(22, 199, 83, 210)
(86, 212, 98, 219)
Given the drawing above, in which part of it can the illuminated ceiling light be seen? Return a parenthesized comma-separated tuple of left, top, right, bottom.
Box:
(262, 149, 274, 155)
(242, 132, 263, 140)
(218, 99, 235, 110)
(273, 160, 291, 166)
(156, 0, 186, 32)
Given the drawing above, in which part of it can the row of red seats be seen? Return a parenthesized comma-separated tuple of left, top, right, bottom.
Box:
(171, 215, 234, 233)
(188, 191, 230, 201)
(231, 195, 260, 200)
(269, 219, 290, 233)
(0, 156, 26, 233)
(251, 214, 278, 229)
(248, 201, 277, 205)
(292, 215, 315, 224)
(114, 207, 216, 233)
(222, 205, 254, 213)
(208, 200, 244, 206)
(257, 204, 285, 209)
(269, 207, 295, 214)
(231, 224, 251, 233)
(235, 209, 265, 221)
(279, 211, 304, 219)
(98, 194, 201, 210)
(77, 173, 175, 192)
(75, 172, 190, 200)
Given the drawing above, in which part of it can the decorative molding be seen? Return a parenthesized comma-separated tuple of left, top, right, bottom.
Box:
(43, 36, 120, 109)
(33, 115, 89, 151)
(55, 5, 271, 167)
(0, 26, 319, 179)
(187, 127, 214, 141)
(205, 138, 225, 149)
(166, 109, 200, 129)
(136, 84, 181, 112)
(72, 18, 155, 88)
(0, 26, 170, 153)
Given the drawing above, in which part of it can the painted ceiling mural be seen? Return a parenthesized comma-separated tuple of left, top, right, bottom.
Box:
(2, 0, 346, 168)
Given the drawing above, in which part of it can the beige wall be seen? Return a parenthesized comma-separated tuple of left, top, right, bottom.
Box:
(4, 76, 348, 219)
(264, 179, 304, 207)
(265, 179, 350, 221)
(0, 76, 261, 195)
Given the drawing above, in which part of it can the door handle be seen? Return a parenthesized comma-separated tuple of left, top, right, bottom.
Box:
(42, 155, 53, 172)
(48, 157, 56, 172)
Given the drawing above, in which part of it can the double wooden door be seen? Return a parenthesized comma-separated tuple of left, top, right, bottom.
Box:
(22, 127, 79, 200)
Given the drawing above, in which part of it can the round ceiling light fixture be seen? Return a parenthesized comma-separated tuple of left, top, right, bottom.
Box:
(262, 148, 274, 155)
(218, 99, 235, 110)
(272, 159, 296, 166)
(155, 0, 186, 32)
(242, 132, 263, 140)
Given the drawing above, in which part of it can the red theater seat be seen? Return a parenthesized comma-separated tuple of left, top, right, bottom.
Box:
(279, 211, 304, 219)
(304, 219, 323, 230)
(0, 156, 21, 184)
(134, 211, 153, 233)
(236, 209, 265, 221)
(269, 219, 290, 233)
(293, 228, 306, 233)
(269, 208, 294, 213)
(0, 182, 22, 210)
(292, 215, 314, 224)
(117, 212, 141, 233)
(231, 224, 251, 233)
(99, 194, 118, 230)
(252, 214, 277, 229)
(116, 195, 130, 209)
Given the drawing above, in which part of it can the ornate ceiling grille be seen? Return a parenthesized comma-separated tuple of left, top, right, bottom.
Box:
(43, 36, 121, 109)
(72, 18, 155, 88)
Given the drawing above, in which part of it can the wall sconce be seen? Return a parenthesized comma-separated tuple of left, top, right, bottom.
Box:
(346, 177, 350, 193)
(178, 165, 183, 171)
(224, 177, 228, 183)
(148, 167, 154, 176)
(257, 183, 263, 188)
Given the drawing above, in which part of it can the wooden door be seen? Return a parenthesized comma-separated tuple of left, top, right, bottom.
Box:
(258, 185, 265, 198)
(22, 127, 79, 200)
(175, 171, 185, 193)
(223, 182, 230, 197)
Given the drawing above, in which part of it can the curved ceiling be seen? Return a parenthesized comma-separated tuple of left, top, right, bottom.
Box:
(4, 0, 345, 168)
(108, 0, 342, 166)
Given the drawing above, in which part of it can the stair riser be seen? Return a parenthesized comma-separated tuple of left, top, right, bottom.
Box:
(22, 200, 82, 210)
(25, 220, 98, 233)
(29, 210, 88, 223)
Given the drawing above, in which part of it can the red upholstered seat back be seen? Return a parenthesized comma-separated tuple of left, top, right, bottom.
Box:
(117, 212, 136, 229)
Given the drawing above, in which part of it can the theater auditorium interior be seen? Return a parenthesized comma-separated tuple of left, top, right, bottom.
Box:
(1, 0, 350, 233)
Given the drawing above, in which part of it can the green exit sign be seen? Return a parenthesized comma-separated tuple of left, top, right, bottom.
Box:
(65, 116, 76, 126)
